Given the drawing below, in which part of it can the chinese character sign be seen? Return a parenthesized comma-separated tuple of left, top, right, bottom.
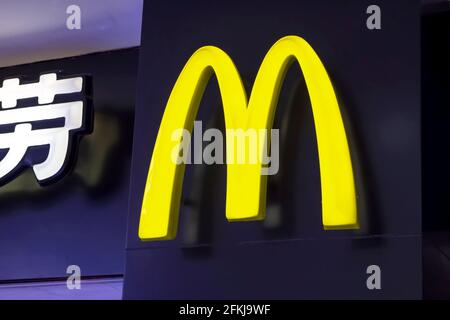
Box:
(0, 73, 92, 185)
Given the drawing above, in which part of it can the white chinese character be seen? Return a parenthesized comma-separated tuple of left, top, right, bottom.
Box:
(0, 73, 90, 184)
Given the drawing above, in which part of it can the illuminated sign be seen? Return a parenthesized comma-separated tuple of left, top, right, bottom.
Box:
(139, 36, 358, 240)
(0, 73, 91, 185)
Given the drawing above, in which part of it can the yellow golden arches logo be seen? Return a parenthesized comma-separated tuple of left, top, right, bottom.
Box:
(138, 35, 358, 241)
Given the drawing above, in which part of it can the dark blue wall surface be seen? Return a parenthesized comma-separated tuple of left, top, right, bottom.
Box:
(422, 9, 450, 299)
(0, 48, 138, 281)
(124, 0, 422, 299)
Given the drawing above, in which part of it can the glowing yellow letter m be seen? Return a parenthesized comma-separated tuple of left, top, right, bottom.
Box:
(139, 36, 358, 240)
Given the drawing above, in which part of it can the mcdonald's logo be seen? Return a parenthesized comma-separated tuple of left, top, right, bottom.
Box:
(138, 36, 358, 241)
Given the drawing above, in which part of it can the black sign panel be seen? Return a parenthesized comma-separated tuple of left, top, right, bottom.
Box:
(0, 48, 138, 281)
(124, 0, 421, 299)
